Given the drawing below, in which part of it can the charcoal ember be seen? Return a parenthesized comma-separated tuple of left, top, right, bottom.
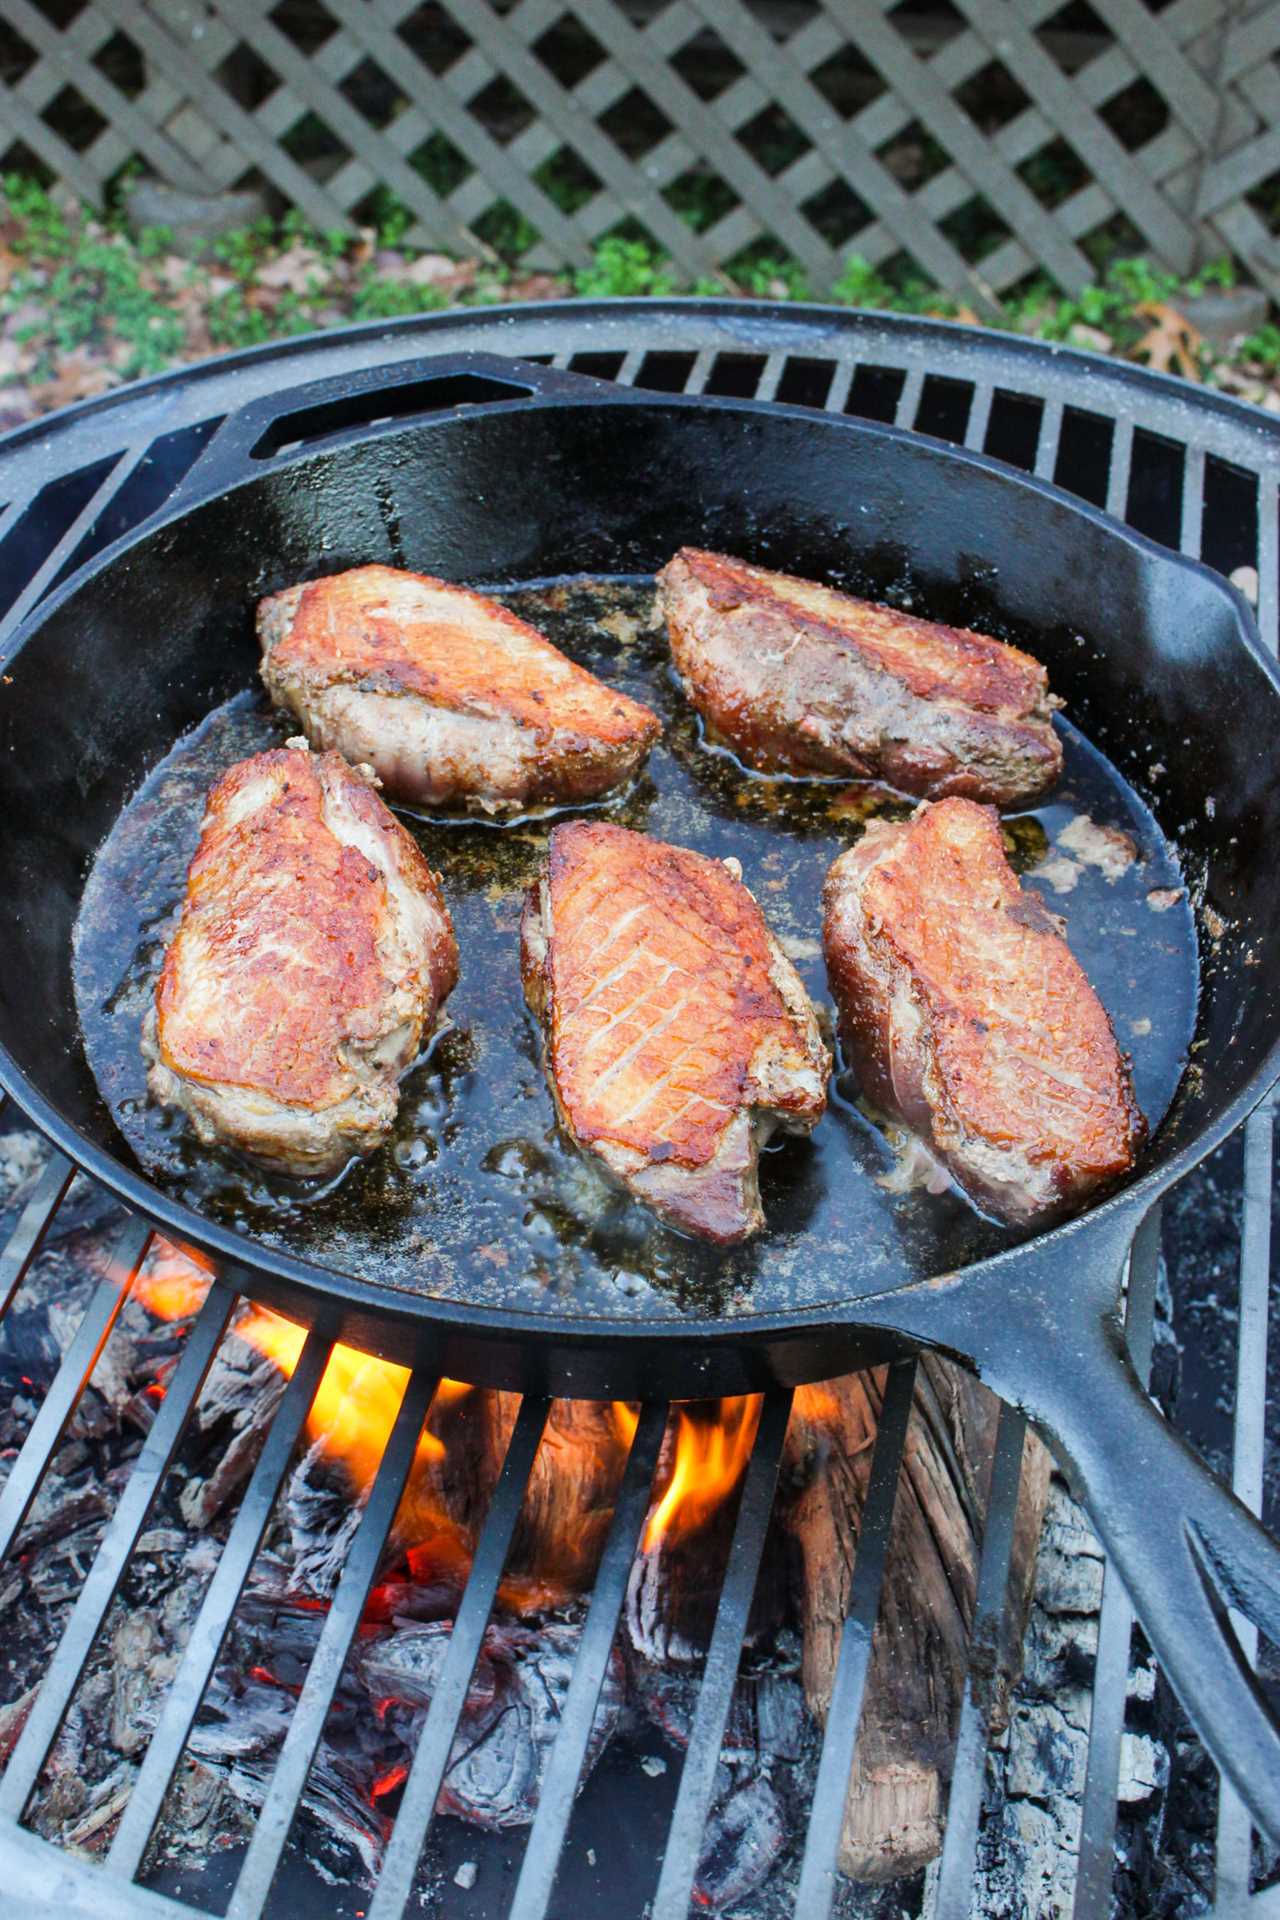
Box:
(365, 1573, 464, 1626)
(161, 1755, 241, 1853)
(628, 1662, 700, 1748)
(62, 1763, 136, 1851)
(0, 1686, 37, 1766)
(285, 1440, 364, 1597)
(110, 1612, 177, 1755)
(629, 1658, 810, 1771)
(190, 1670, 297, 1762)
(723, 1668, 810, 1768)
(8, 1475, 108, 1558)
(190, 1670, 392, 1882)
(179, 1330, 289, 1527)
(359, 1619, 624, 1829)
(694, 1771, 787, 1912)
(30, 1700, 90, 1838)
(359, 1623, 501, 1717)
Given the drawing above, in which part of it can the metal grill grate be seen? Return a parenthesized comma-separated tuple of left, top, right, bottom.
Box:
(0, 301, 1274, 1919)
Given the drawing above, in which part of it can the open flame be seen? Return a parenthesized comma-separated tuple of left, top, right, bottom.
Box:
(643, 1396, 761, 1552)
(124, 1239, 769, 1601)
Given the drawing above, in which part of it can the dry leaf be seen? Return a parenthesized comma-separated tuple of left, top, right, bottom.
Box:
(1130, 301, 1204, 381)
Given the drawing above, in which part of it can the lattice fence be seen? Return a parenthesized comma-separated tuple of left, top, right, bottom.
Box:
(1, 0, 1279, 307)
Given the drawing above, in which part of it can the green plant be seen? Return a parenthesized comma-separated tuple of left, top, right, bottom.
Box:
(732, 254, 811, 299)
(1240, 322, 1280, 371)
(2, 174, 74, 258)
(574, 237, 675, 297)
(348, 271, 449, 322)
(212, 218, 275, 280)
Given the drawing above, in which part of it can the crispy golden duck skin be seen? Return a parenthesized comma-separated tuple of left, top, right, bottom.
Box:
(521, 820, 830, 1242)
(259, 564, 661, 814)
(822, 797, 1145, 1223)
(659, 548, 1062, 807)
(144, 742, 457, 1176)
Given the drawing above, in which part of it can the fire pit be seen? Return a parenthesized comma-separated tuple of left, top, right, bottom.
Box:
(0, 300, 1274, 1918)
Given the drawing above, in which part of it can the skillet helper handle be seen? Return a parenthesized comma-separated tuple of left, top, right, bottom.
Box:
(863, 1201, 1280, 1844)
(167, 351, 632, 510)
(1042, 1312, 1280, 1842)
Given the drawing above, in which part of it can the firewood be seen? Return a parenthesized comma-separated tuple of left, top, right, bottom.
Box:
(779, 1357, 1051, 1883)
(623, 1399, 788, 1666)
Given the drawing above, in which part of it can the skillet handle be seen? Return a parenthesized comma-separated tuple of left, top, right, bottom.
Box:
(167, 350, 636, 511)
(860, 1200, 1280, 1843)
(1038, 1307, 1280, 1844)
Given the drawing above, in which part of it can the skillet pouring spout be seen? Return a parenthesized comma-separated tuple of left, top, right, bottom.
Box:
(855, 1191, 1280, 1848)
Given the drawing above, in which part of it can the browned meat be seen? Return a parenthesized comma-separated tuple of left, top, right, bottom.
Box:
(658, 548, 1062, 807)
(144, 742, 458, 1177)
(822, 798, 1144, 1223)
(521, 821, 830, 1242)
(259, 565, 661, 814)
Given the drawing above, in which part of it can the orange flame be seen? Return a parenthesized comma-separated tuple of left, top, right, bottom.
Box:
(128, 1240, 469, 1506)
(793, 1383, 841, 1426)
(131, 1239, 215, 1321)
(128, 1239, 768, 1596)
(643, 1396, 762, 1553)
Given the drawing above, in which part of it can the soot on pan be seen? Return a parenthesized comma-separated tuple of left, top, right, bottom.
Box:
(72, 578, 1197, 1324)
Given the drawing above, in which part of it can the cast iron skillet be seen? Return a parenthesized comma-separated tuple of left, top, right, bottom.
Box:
(0, 353, 1277, 1836)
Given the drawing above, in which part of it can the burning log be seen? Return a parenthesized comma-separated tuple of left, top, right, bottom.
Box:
(623, 1397, 787, 1665)
(780, 1358, 1052, 1883)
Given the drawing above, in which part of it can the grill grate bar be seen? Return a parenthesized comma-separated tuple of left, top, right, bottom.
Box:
(681, 348, 716, 396)
(105, 1327, 335, 1882)
(895, 368, 926, 430)
(753, 352, 787, 405)
(0, 1217, 150, 1563)
(509, 1398, 669, 1920)
(0, 1275, 234, 1822)
(649, 1388, 794, 1920)
(1034, 399, 1065, 481)
(933, 1399, 1031, 1920)
(1106, 418, 1135, 521)
(368, 1392, 552, 1920)
(822, 361, 856, 415)
(1214, 1101, 1274, 1904)
(964, 384, 995, 453)
(225, 1367, 440, 1920)
(0, 1149, 74, 1320)
(1182, 445, 1207, 557)
(793, 1359, 918, 1918)
(1071, 1203, 1162, 1918)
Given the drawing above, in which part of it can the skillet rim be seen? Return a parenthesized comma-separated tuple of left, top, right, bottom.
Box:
(1, 382, 1278, 1355)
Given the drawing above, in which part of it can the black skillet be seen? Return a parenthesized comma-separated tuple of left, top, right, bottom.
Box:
(0, 352, 1277, 1836)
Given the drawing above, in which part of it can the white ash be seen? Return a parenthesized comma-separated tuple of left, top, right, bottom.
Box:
(0, 1128, 48, 1213)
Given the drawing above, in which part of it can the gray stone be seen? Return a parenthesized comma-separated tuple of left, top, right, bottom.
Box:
(123, 181, 272, 258)
(1175, 285, 1269, 345)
